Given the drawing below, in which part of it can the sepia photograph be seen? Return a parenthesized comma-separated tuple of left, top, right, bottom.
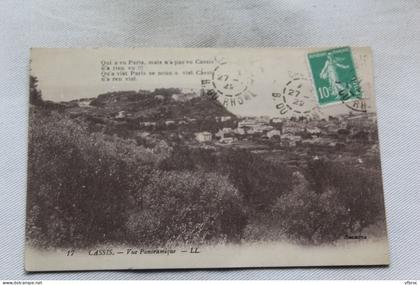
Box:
(25, 48, 389, 271)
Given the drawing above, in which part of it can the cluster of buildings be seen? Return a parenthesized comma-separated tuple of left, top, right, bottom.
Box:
(193, 113, 378, 148)
(170, 92, 198, 102)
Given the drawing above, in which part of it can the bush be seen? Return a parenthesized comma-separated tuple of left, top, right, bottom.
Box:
(26, 109, 160, 248)
(220, 149, 293, 211)
(272, 160, 385, 244)
(306, 159, 385, 234)
(126, 171, 247, 245)
(26, 106, 384, 248)
(272, 180, 348, 244)
(27, 108, 248, 248)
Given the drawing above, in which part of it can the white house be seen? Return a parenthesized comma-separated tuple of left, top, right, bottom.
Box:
(195, 132, 212, 142)
(271, 117, 283, 124)
(280, 133, 302, 147)
(217, 116, 232, 122)
(215, 130, 224, 138)
(165, 120, 175, 126)
(142, 122, 156, 127)
(306, 127, 321, 135)
(115, 111, 127, 119)
(235, 128, 246, 135)
(266, 129, 281, 139)
(219, 137, 235, 144)
(172, 93, 197, 102)
(78, 99, 92, 107)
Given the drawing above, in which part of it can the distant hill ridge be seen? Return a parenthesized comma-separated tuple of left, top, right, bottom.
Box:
(88, 88, 236, 122)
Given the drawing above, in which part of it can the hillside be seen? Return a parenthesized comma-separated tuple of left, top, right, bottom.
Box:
(85, 88, 236, 122)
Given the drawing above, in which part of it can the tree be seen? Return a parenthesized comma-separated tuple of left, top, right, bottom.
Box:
(274, 158, 386, 244)
(30, 76, 42, 105)
(26, 110, 161, 248)
(126, 170, 247, 245)
(271, 171, 348, 244)
(220, 149, 293, 211)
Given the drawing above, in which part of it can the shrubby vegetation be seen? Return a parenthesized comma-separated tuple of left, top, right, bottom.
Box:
(27, 103, 385, 249)
(272, 161, 385, 244)
(29, 76, 43, 105)
(27, 108, 247, 248)
(27, 109, 159, 248)
(126, 171, 247, 245)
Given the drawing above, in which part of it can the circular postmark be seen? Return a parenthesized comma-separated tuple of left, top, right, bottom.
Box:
(272, 76, 323, 118)
(201, 58, 263, 108)
(211, 63, 250, 98)
(337, 76, 368, 113)
(342, 97, 368, 113)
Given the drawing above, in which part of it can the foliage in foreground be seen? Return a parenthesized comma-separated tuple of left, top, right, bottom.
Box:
(126, 171, 247, 245)
(27, 108, 246, 248)
(272, 161, 385, 244)
(27, 106, 385, 248)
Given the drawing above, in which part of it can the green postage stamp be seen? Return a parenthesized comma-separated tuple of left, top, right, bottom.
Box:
(307, 47, 362, 106)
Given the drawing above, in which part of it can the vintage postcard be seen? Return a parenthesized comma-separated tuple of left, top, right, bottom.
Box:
(26, 47, 389, 271)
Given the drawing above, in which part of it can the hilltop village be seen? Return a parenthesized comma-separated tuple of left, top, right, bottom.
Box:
(57, 89, 379, 169)
(29, 85, 385, 248)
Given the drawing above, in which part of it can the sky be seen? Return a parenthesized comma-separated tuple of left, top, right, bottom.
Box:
(31, 48, 376, 118)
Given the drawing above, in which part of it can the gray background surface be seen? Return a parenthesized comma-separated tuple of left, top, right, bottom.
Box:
(1, 0, 419, 279)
